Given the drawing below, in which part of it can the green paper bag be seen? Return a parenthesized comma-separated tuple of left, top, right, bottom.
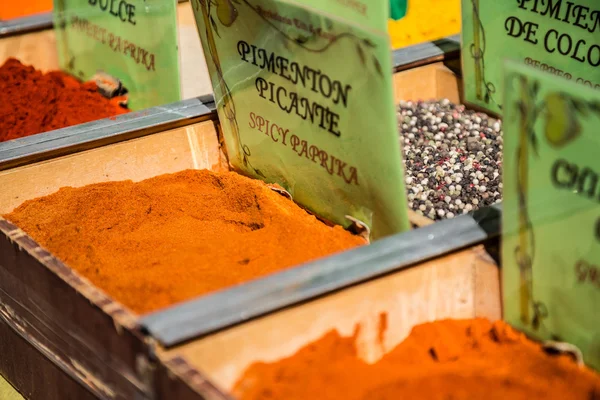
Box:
(190, 0, 411, 239)
(461, 0, 600, 116)
(53, 0, 181, 111)
(502, 61, 600, 371)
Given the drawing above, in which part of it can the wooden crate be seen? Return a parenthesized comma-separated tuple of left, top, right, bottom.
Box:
(0, 120, 228, 400)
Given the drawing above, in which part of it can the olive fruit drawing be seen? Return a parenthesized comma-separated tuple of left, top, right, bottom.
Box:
(544, 93, 582, 149)
(216, 0, 238, 27)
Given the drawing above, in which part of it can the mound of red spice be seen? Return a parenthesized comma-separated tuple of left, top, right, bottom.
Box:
(234, 318, 600, 400)
(0, 58, 128, 143)
(4, 169, 365, 314)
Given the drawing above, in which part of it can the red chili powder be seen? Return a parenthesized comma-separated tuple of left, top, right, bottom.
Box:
(0, 58, 128, 143)
(234, 318, 600, 400)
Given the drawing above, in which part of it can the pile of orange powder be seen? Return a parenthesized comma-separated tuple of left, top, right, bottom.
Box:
(4, 169, 364, 314)
(234, 318, 600, 400)
(0, 0, 52, 20)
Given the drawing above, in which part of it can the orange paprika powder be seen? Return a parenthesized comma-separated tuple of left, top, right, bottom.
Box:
(4, 169, 365, 314)
(0, 58, 128, 143)
(234, 318, 600, 400)
(0, 0, 52, 20)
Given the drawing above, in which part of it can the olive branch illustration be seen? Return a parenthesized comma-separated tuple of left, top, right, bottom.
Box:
(194, 0, 265, 176)
(469, 0, 500, 109)
(512, 74, 600, 330)
(193, 0, 384, 175)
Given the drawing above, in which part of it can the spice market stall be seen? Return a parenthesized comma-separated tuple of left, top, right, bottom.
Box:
(1, 0, 597, 397)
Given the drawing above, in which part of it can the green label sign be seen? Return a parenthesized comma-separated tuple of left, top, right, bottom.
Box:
(502, 61, 600, 370)
(53, 0, 181, 110)
(190, 0, 410, 239)
(462, 0, 600, 115)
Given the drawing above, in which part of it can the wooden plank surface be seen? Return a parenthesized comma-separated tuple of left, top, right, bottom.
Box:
(0, 315, 99, 400)
(0, 29, 57, 70)
(177, 1, 212, 98)
(393, 62, 462, 107)
(0, 216, 151, 399)
(407, 209, 435, 227)
(157, 245, 500, 393)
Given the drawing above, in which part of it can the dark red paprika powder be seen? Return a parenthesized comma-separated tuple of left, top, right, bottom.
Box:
(0, 58, 128, 143)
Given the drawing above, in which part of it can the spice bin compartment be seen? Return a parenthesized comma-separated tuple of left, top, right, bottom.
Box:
(393, 61, 463, 227)
(395, 64, 502, 225)
(0, 117, 230, 400)
(152, 220, 500, 398)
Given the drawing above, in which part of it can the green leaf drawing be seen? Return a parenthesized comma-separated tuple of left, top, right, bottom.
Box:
(571, 99, 588, 115)
(210, 15, 220, 37)
(373, 57, 383, 77)
(363, 38, 376, 48)
(295, 35, 309, 45)
(356, 44, 365, 66)
(529, 131, 539, 156)
(544, 93, 581, 148)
